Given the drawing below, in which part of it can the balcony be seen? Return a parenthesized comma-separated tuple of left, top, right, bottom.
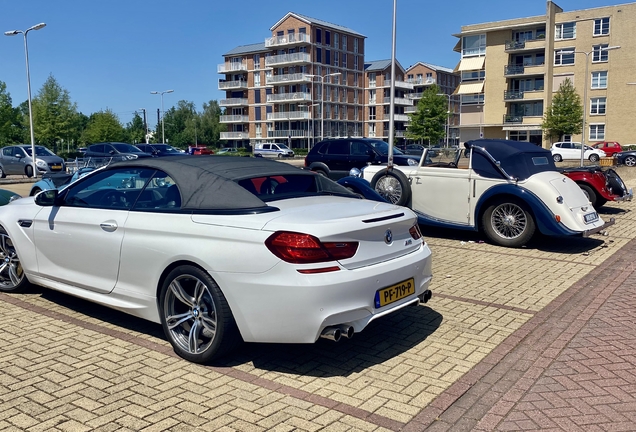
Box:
(393, 114, 410, 122)
(384, 80, 414, 90)
(221, 132, 249, 140)
(383, 97, 413, 106)
(219, 98, 248, 107)
(503, 90, 524, 101)
(265, 52, 311, 67)
(217, 61, 248, 73)
(267, 129, 309, 138)
(504, 63, 545, 77)
(220, 115, 249, 123)
(266, 92, 311, 102)
(265, 33, 311, 48)
(404, 106, 417, 113)
(504, 36, 546, 52)
(407, 77, 436, 86)
(503, 114, 524, 123)
(407, 92, 424, 100)
(266, 111, 310, 121)
(503, 89, 545, 101)
(219, 80, 248, 90)
(266, 73, 311, 85)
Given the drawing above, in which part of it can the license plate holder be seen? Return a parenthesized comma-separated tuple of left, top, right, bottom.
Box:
(374, 278, 415, 308)
(584, 212, 599, 224)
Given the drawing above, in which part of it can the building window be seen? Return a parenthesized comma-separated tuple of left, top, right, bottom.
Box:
(554, 48, 575, 65)
(590, 97, 606, 115)
(342, 53, 347, 68)
(593, 44, 609, 62)
(354, 56, 358, 70)
(369, 90, 376, 104)
(461, 70, 485, 81)
(334, 52, 339, 67)
(342, 35, 347, 51)
(369, 123, 376, 137)
(325, 50, 331, 65)
(254, 72, 261, 87)
(253, 54, 260, 70)
(555, 22, 576, 40)
(461, 94, 484, 105)
(316, 28, 322, 44)
(334, 33, 339, 49)
(591, 71, 608, 89)
(299, 27, 306, 34)
(594, 17, 610, 36)
(462, 34, 486, 57)
(256, 123, 262, 138)
(316, 48, 322, 63)
(589, 124, 605, 140)
(354, 38, 358, 54)
(369, 72, 376, 87)
(325, 31, 331, 46)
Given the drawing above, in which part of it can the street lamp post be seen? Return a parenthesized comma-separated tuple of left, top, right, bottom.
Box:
(437, 93, 452, 148)
(305, 72, 341, 141)
(4, 22, 46, 178)
(557, 46, 620, 166)
(138, 108, 149, 143)
(150, 90, 174, 144)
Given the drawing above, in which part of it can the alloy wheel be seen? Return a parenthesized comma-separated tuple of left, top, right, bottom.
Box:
(0, 231, 25, 290)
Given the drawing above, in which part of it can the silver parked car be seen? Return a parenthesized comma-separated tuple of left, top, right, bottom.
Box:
(0, 145, 65, 178)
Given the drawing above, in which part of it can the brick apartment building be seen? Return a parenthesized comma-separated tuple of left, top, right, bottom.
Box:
(453, 0, 636, 147)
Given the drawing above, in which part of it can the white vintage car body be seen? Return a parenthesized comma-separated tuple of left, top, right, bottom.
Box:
(356, 139, 614, 247)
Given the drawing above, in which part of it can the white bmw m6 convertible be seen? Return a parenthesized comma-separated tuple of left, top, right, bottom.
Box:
(0, 156, 432, 363)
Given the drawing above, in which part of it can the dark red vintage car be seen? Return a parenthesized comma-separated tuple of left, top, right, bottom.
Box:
(561, 166, 632, 208)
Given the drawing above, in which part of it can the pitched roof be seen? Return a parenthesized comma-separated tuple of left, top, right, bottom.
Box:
(223, 42, 267, 56)
(407, 61, 455, 74)
(270, 12, 366, 37)
(364, 59, 406, 73)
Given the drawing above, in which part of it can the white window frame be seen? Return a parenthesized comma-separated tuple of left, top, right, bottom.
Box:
(554, 48, 575, 66)
(354, 38, 358, 54)
(591, 71, 608, 89)
(461, 34, 486, 57)
(589, 124, 605, 140)
(594, 17, 610, 36)
(592, 44, 609, 63)
(555, 22, 576, 40)
(590, 97, 606, 115)
(253, 54, 260, 70)
(254, 72, 261, 87)
(369, 72, 376, 87)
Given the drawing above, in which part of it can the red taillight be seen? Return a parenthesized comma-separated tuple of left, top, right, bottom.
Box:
(265, 231, 358, 264)
(409, 224, 422, 240)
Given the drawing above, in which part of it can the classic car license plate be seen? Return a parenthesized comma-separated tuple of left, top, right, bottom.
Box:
(375, 278, 415, 308)
(584, 212, 599, 224)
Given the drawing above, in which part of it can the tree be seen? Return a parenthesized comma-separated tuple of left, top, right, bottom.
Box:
(125, 112, 146, 144)
(406, 84, 447, 146)
(31, 74, 78, 151)
(0, 81, 25, 144)
(199, 100, 225, 147)
(81, 110, 126, 143)
(542, 78, 583, 143)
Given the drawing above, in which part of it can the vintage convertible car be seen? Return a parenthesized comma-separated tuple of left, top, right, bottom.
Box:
(354, 139, 615, 248)
(560, 166, 632, 208)
(0, 156, 433, 363)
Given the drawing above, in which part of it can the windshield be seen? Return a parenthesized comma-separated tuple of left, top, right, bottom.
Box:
(113, 143, 144, 153)
(153, 144, 179, 153)
(24, 146, 56, 157)
(366, 140, 405, 155)
(277, 144, 291, 150)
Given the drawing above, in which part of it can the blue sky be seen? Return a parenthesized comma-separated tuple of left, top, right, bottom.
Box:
(0, 0, 623, 129)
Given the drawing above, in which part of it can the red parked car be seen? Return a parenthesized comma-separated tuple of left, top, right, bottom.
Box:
(188, 146, 214, 155)
(560, 166, 632, 208)
(592, 141, 622, 157)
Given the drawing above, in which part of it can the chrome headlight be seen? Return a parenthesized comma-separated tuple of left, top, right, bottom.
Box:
(407, 158, 418, 166)
(35, 159, 47, 168)
(125, 154, 138, 160)
(348, 167, 362, 178)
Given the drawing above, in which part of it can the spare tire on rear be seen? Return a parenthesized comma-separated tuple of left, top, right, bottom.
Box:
(370, 169, 411, 206)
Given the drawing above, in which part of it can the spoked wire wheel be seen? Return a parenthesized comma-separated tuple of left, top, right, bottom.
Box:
(482, 200, 535, 247)
(0, 228, 27, 292)
(375, 175, 403, 204)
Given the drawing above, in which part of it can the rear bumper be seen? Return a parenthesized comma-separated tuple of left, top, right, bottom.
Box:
(614, 188, 633, 202)
(582, 217, 615, 237)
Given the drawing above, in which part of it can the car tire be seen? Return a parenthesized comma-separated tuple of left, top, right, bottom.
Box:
(624, 156, 636, 167)
(30, 187, 41, 197)
(0, 226, 31, 293)
(277, 154, 282, 159)
(25, 165, 34, 178)
(482, 198, 536, 248)
(313, 169, 327, 177)
(589, 154, 600, 163)
(370, 168, 411, 206)
(159, 265, 241, 364)
(553, 154, 563, 162)
(579, 184, 598, 207)
(0, 166, 5, 179)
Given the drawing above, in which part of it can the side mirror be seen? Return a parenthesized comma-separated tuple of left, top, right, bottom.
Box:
(15, 153, 23, 159)
(109, 150, 116, 155)
(34, 189, 59, 207)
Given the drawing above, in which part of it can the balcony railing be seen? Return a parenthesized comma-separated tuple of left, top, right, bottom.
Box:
(407, 92, 424, 99)
(383, 97, 413, 106)
(266, 73, 311, 85)
(503, 114, 524, 123)
(393, 114, 410, 122)
(504, 35, 546, 51)
(220, 132, 249, 140)
(266, 92, 311, 102)
(503, 90, 524, 100)
(404, 106, 417, 113)
(219, 80, 248, 90)
(217, 62, 248, 73)
(265, 52, 311, 67)
(220, 98, 248, 106)
(384, 80, 414, 90)
(504, 62, 545, 76)
(267, 130, 308, 138)
(407, 77, 436, 86)
(220, 115, 249, 123)
(266, 111, 310, 121)
(265, 33, 311, 47)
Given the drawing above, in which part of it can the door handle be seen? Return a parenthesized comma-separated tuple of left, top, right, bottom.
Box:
(100, 222, 118, 232)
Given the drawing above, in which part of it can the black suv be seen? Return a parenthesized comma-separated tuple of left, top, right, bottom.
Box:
(304, 138, 420, 179)
(84, 142, 153, 160)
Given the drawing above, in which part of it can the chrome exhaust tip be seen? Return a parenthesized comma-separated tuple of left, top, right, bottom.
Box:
(320, 326, 342, 342)
(338, 325, 354, 339)
(419, 290, 432, 304)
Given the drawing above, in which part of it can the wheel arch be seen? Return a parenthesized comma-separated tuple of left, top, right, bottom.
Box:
(156, 259, 210, 303)
(308, 161, 330, 175)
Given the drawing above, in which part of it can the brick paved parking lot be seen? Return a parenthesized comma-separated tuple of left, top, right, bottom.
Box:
(1, 174, 636, 431)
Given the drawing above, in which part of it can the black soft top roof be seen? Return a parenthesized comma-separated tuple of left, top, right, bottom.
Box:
(465, 139, 557, 181)
(108, 156, 313, 211)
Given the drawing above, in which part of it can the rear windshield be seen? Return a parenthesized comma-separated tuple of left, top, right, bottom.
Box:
(113, 143, 145, 153)
(236, 173, 359, 201)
